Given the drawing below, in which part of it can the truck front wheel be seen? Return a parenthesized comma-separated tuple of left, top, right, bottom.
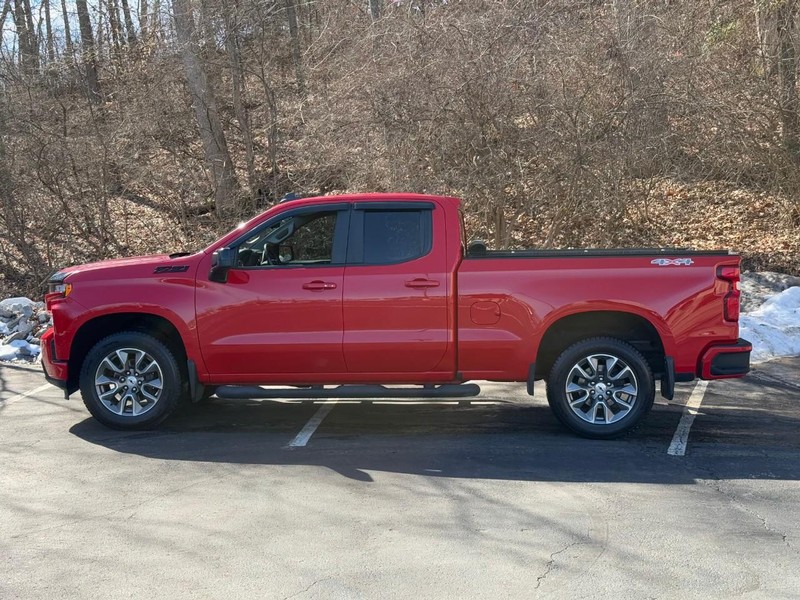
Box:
(546, 337, 655, 439)
(79, 332, 183, 429)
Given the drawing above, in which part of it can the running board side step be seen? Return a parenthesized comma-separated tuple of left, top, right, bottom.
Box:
(214, 383, 481, 400)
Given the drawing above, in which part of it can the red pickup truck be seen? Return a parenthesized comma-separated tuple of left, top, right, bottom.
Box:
(41, 193, 751, 438)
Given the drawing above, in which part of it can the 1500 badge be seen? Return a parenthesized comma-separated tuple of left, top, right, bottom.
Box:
(651, 258, 694, 266)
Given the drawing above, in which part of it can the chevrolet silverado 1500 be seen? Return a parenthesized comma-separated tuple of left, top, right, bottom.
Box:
(41, 193, 751, 438)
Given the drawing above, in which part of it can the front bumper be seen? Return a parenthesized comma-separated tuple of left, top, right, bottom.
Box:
(700, 338, 752, 379)
(40, 327, 69, 395)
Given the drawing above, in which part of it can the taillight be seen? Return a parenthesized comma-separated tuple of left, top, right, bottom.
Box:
(716, 265, 740, 322)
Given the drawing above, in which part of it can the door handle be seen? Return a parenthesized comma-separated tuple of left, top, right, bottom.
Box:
(404, 278, 440, 289)
(303, 280, 337, 291)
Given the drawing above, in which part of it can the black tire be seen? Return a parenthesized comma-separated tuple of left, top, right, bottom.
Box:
(546, 337, 655, 439)
(79, 331, 183, 429)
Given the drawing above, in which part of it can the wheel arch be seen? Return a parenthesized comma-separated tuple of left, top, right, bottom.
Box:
(535, 309, 670, 380)
(68, 312, 189, 393)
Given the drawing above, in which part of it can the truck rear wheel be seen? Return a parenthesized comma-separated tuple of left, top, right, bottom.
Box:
(79, 331, 183, 429)
(546, 337, 655, 439)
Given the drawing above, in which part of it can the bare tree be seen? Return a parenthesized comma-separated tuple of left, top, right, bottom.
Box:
(13, 0, 37, 71)
(369, 0, 380, 21)
(107, 0, 123, 52)
(120, 0, 138, 45)
(0, 0, 11, 31)
(223, 0, 256, 198)
(43, 0, 55, 64)
(59, 0, 74, 58)
(285, 0, 305, 94)
(777, 0, 799, 158)
(75, 0, 102, 102)
(139, 0, 149, 43)
(172, 0, 239, 216)
(22, 0, 36, 65)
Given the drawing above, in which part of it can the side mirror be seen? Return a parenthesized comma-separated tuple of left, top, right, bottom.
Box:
(209, 247, 236, 283)
(467, 239, 488, 256)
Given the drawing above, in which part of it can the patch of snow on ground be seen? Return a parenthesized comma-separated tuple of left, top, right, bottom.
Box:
(0, 297, 40, 316)
(740, 286, 800, 363)
(0, 339, 41, 361)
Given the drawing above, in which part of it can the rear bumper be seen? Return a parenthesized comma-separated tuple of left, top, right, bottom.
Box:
(700, 338, 751, 379)
(40, 328, 69, 392)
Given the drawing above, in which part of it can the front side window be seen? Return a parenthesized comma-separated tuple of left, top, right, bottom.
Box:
(362, 210, 432, 264)
(236, 211, 337, 267)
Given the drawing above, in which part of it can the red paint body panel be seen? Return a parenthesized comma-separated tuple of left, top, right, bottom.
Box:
(342, 199, 456, 375)
(456, 256, 738, 380)
(195, 259, 347, 377)
(40, 193, 749, 393)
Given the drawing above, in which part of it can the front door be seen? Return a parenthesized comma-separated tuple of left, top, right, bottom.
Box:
(196, 205, 349, 380)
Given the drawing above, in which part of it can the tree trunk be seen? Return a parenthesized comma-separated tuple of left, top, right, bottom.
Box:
(22, 0, 37, 68)
(152, 0, 162, 42)
(492, 204, 506, 249)
(75, 0, 103, 103)
(120, 0, 137, 44)
(198, 0, 217, 52)
(139, 0, 149, 44)
(223, 0, 256, 199)
(13, 0, 36, 71)
(172, 0, 239, 216)
(0, 0, 9, 30)
(285, 0, 305, 95)
(107, 0, 123, 51)
(777, 0, 800, 158)
(60, 0, 74, 58)
(369, 0, 380, 21)
(43, 0, 55, 63)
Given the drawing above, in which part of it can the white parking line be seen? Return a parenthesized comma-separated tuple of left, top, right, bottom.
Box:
(667, 380, 709, 456)
(287, 401, 338, 447)
(0, 383, 54, 408)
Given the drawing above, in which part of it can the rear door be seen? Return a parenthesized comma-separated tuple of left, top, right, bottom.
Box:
(342, 201, 454, 375)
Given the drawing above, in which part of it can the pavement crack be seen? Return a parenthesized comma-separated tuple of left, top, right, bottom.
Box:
(283, 577, 330, 599)
(693, 465, 795, 554)
(535, 541, 578, 590)
(10, 475, 220, 539)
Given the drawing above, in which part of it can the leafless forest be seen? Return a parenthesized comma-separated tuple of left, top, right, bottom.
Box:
(1, 0, 799, 296)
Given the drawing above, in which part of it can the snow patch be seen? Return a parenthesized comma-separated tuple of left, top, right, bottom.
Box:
(0, 297, 42, 318)
(740, 286, 800, 363)
(0, 339, 41, 361)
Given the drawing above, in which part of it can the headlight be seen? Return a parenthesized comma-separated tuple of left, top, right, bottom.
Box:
(45, 271, 72, 310)
(48, 282, 72, 295)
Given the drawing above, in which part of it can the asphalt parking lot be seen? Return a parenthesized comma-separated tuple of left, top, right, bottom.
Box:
(2, 360, 799, 599)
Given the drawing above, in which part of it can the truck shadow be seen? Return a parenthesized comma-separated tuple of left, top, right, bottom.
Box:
(68, 397, 800, 484)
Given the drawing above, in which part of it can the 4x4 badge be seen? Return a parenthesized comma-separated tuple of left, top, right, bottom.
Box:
(651, 258, 694, 266)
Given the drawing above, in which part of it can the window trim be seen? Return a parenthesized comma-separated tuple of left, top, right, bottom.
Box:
(229, 203, 351, 269)
(347, 206, 434, 266)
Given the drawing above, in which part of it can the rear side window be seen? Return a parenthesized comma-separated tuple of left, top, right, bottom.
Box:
(362, 210, 432, 264)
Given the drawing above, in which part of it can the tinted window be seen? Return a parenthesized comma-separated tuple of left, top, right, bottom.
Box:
(362, 210, 431, 264)
(237, 211, 337, 267)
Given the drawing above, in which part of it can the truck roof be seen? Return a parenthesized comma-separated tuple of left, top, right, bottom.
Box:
(278, 192, 461, 207)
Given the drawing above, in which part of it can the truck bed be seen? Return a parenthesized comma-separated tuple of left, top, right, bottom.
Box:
(465, 247, 735, 259)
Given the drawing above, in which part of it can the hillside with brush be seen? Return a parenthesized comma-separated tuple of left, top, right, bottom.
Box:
(1, 0, 799, 297)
